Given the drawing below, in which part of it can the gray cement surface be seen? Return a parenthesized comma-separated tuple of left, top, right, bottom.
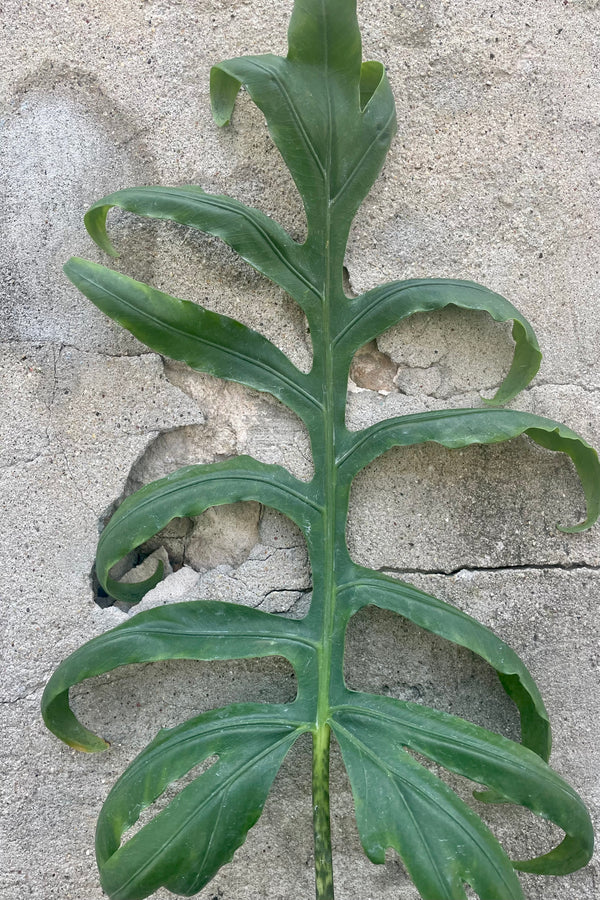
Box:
(1, 1, 599, 899)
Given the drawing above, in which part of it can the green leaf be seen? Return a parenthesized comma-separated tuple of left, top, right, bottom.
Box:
(286, 0, 362, 74)
(96, 457, 323, 603)
(338, 408, 600, 531)
(41, 601, 317, 752)
(63, 257, 322, 428)
(211, 2, 396, 251)
(334, 278, 542, 403)
(333, 713, 525, 900)
(83, 186, 321, 317)
(97, 703, 310, 900)
(332, 693, 593, 879)
(338, 568, 551, 759)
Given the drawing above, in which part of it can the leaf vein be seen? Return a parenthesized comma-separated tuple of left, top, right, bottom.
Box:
(108, 727, 307, 895)
(333, 721, 517, 893)
(330, 108, 396, 207)
(335, 703, 578, 804)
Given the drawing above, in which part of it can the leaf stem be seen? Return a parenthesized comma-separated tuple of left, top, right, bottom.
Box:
(312, 723, 334, 900)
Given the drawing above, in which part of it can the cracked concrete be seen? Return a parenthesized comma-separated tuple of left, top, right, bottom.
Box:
(1, 1, 599, 900)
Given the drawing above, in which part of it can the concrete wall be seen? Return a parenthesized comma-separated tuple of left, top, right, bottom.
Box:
(1, 1, 599, 898)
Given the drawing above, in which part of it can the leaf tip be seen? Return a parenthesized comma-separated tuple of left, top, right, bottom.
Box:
(556, 519, 593, 535)
(84, 204, 120, 258)
(71, 736, 111, 753)
(63, 257, 79, 279)
(481, 393, 505, 408)
(210, 65, 241, 128)
(105, 558, 165, 605)
(473, 788, 511, 805)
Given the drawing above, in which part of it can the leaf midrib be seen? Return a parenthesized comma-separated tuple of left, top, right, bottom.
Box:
(336, 407, 539, 469)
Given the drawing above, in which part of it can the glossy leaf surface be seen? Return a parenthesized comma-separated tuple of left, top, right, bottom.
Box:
(334, 717, 525, 900)
(331, 693, 593, 878)
(45, 0, 598, 898)
(97, 704, 310, 900)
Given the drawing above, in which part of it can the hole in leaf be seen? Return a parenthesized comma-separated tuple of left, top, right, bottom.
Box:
(70, 656, 298, 750)
(327, 734, 414, 892)
(438, 764, 566, 866)
(343, 305, 517, 428)
(330, 709, 565, 887)
(349, 339, 400, 393)
(377, 305, 514, 400)
(109, 211, 312, 373)
(346, 440, 583, 573)
(122, 754, 220, 842)
(342, 265, 356, 298)
(159, 370, 315, 480)
(94, 503, 312, 617)
(183, 734, 314, 898)
(208, 87, 307, 243)
(344, 604, 521, 741)
(93, 421, 313, 610)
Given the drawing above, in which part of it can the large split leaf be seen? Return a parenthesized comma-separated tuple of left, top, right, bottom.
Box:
(334, 278, 541, 404)
(334, 718, 525, 900)
(47, 0, 597, 898)
(332, 691, 593, 893)
(97, 704, 310, 900)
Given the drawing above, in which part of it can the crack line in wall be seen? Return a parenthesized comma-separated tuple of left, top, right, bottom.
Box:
(380, 562, 600, 577)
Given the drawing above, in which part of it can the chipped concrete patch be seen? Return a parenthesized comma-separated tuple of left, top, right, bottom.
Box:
(349, 340, 400, 393)
(162, 362, 314, 480)
(46, 347, 201, 516)
(0, 345, 199, 703)
(130, 542, 312, 618)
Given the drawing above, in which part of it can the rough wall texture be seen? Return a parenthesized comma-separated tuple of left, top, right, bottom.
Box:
(1, 1, 599, 899)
